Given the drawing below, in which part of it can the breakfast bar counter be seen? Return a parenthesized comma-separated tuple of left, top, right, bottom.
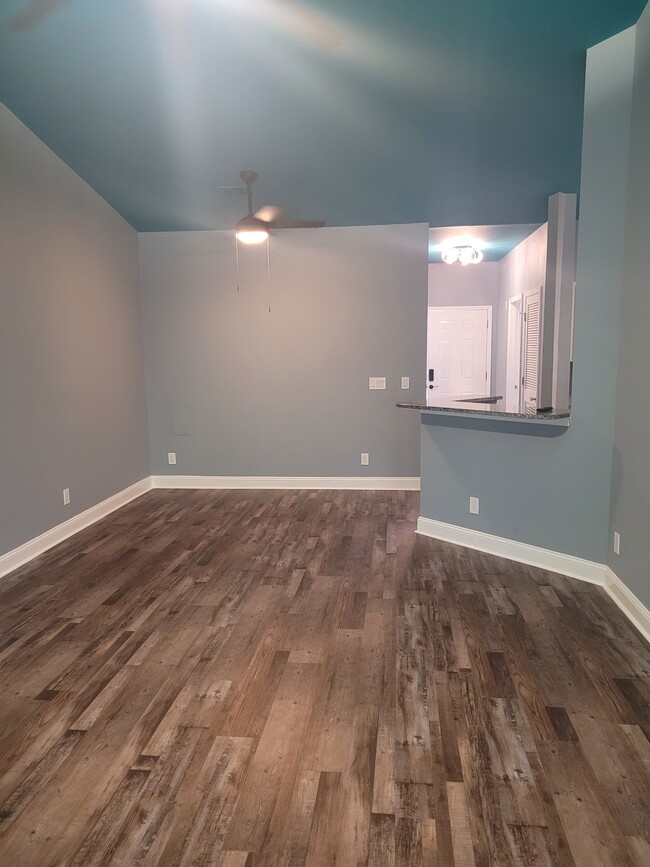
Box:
(397, 395, 570, 426)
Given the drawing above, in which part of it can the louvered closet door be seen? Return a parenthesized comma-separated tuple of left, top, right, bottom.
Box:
(523, 289, 541, 414)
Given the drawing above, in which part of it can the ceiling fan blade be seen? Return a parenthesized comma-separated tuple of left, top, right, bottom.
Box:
(263, 0, 343, 52)
(255, 205, 284, 223)
(271, 219, 325, 229)
(9, 0, 72, 32)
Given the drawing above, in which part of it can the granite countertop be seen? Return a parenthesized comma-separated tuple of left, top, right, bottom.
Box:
(397, 394, 571, 421)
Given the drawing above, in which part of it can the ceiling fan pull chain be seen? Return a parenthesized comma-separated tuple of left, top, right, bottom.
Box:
(235, 234, 241, 292)
(266, 235, 271, 313)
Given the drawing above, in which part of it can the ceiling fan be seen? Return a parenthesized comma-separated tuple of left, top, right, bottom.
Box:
(7, 0, 343, 53)
(235, 170, 324, 245)
(234, 170, 324, 311)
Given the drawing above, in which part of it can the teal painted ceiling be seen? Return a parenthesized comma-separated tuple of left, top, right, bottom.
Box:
(0, 0, 645, 231)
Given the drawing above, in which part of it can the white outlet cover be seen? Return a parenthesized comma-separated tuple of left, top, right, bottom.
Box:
(613, 531, 620, 555)
(168, 452, 177, 465)
(63, 488, 70, 505)
(401, 376, 410, 389)
(360, 453, 369, 466)
(469, 496, 479, 515)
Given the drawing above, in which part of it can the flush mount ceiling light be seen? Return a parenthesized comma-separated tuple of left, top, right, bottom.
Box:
(441, 237, 484, 266)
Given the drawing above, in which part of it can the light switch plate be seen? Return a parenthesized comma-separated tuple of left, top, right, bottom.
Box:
(401, 376, 410, 389)
(369, 377, 386, 390)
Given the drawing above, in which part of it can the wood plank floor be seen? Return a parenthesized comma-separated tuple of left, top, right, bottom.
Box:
(0, 489, 649, 866)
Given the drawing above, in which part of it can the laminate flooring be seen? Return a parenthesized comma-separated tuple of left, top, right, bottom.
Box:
(0, 489, 648, 866)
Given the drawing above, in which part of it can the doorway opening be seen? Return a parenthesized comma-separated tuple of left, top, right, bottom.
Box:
(505, 295, 523, 412)
(504, 287, 543, 413)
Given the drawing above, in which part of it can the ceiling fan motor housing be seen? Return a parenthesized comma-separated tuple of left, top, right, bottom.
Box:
(236, 214, 268, 233)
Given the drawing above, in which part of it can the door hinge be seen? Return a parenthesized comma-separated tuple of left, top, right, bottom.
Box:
(485, 371, 488, 380)
(523, 311, 527, 322)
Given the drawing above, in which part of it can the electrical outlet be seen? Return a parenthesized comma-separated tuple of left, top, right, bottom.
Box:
(168, 452, 177, 465)
(469, 496, 479, 515)
(613, 531, 620, 555)
(63, 488, 70, 506)
(401, 376, 410, 389)
(369, 377, 386, 390)
(360, 452, 369, 466)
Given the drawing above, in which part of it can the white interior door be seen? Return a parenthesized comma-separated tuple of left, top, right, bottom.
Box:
(505, 295, 523, 412)
(427, 307, 491, 398)
(522, 288, 542, 413)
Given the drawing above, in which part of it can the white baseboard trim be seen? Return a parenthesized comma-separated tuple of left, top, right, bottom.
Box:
(417, 516, 649, 643)
(0, 477, 152, 580)
(4, 483, 645, 644)
(416, 517, 607, 584)
(151, 475, 421, 491)
(604, 567, 650, 643)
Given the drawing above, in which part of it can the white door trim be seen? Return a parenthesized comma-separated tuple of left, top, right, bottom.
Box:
(506, 294, 523, 412)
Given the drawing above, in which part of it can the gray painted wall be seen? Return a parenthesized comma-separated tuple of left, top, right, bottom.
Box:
(609, 7, 650, 606)
(139, 224, 428, 477)
(428, 262, 500, 389)
(419, 28, 637, 564)
(0, 103, 150, 557)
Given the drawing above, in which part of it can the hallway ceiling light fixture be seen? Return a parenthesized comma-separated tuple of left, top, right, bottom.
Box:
(441, 237, 484, 266)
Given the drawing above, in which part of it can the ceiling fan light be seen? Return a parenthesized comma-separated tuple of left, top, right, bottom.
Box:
(235, 215, 268, 245)
(237, 230, 269, 245)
